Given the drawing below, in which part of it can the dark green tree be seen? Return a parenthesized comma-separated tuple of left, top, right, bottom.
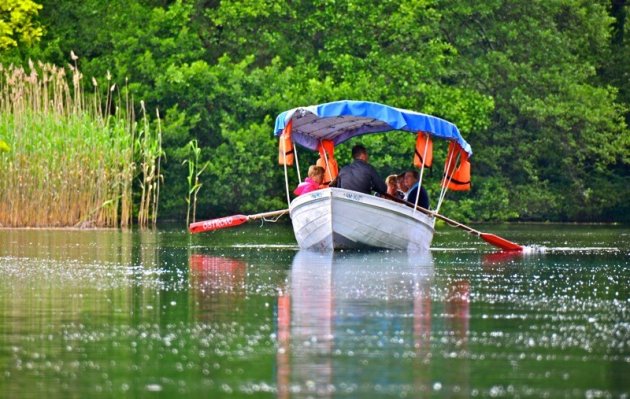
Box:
(441, 0, 629, 221)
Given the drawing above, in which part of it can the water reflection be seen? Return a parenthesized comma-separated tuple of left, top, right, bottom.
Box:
(188, 254, 247, 322)
(481, 250, 524, 274)
(1, 226, 627, 397)
(277, 250, 471, 398)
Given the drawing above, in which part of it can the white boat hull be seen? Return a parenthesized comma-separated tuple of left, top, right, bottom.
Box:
(289, 188, 435, 251)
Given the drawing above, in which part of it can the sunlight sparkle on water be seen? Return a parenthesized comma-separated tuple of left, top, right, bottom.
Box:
(0, 225, 628, 398)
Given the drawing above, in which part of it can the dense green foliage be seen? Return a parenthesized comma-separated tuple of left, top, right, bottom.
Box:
(0, 0, 43, 49)
(1, 0, 628, 223)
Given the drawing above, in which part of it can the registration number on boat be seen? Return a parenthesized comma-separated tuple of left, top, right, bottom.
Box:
(343, 192, 363, 201)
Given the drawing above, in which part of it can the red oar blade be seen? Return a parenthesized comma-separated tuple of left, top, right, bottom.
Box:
(480, 233, 523, 252)
(189, 215, 248, 234)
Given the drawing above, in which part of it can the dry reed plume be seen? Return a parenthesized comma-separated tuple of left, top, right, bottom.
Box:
(0, 60, 162, 228)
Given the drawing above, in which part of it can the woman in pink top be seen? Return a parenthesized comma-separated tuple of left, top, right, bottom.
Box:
(294, 165, 325, 196)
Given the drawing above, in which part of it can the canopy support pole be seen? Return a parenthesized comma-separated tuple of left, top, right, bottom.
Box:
(281, 122, 293, 206)
(282, 151, 291, 207)
(320, 140, 333, 184)
(435, 147, 457, 213)
(413, 132, 431, 214)
(294, 145, 302, 183)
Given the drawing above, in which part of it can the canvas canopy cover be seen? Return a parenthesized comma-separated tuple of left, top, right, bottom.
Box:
(273, 100, 472, 157)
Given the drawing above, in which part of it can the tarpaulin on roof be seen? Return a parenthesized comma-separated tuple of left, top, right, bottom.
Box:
(273, 100, 472, 156)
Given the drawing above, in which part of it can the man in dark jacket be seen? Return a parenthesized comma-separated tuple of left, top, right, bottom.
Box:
(330, 144, 387, 195)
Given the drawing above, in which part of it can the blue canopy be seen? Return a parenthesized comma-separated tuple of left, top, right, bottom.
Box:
(274, 100, 472, 156)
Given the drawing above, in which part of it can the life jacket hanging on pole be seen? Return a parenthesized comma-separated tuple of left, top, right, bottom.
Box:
(442, 141, 471, 191)
(413, 132, 433, 170)
(316, 139, 338, 186)
(278, 120, 294, 166)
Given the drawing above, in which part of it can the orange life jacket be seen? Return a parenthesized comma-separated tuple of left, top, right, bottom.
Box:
(413, 132, 433, 169)
(278, 120, 294, 166)
(442, 141, 471, 191)
(316, 139, 338, 185)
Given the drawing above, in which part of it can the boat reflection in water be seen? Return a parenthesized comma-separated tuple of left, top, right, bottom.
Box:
(481, 250, 524, 274)
(277, 250, 471, 398)
(188, 254, 247, 322)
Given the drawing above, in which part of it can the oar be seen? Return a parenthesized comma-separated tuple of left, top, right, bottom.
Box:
(383, 194, 523, 251)
(189, 209, 289, 234)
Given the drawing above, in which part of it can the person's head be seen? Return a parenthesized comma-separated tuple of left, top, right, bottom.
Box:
(308, 165, 325, 184)
(351, 144, 368, 161)
(386, 175, 398, 194)
(397, 173, 407, 192)
(403, 170, 419, 190)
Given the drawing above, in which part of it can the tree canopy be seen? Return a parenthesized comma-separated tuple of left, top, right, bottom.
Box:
(2, 0, 628, 222)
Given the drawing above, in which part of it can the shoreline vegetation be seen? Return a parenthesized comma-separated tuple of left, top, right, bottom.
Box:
(0, 61, 162, 228)
(2, 2, 629, 225)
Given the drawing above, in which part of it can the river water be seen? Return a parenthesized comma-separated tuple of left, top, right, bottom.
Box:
(0, 223, 628, 398)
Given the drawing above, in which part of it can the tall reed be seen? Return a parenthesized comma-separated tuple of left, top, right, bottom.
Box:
(136, 101, 163, 229)
(0, 60, 161, 228)
(184, 139, 209, 226)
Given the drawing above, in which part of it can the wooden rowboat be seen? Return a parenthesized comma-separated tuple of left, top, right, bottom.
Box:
(290, 187, 435, 251)
(274, 100, 470, 251)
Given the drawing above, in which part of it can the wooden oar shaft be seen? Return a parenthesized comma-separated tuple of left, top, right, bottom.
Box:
(427, 209, 481, 236)
(189, 209, 289, 234)
(247, 209, 290, 221)
(384, 193, 479, 234)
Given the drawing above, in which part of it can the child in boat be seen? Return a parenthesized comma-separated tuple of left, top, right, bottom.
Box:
(294, 165, 325, 196)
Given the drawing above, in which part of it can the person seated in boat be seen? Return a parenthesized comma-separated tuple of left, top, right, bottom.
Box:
(329, 144, 387, 195)
(397, 173, 409, 193)
(386, 174, 404, 199)
(293, 165, 325, 196)
(402, 170, 430, 209)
